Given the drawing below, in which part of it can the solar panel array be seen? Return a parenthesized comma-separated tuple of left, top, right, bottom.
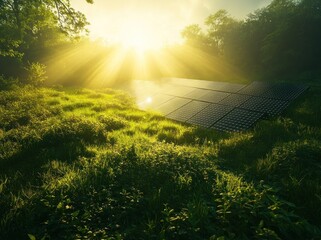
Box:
(131, 79, 308, 132)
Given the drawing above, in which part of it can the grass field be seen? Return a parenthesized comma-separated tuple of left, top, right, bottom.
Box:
(0, 81, 321, 239)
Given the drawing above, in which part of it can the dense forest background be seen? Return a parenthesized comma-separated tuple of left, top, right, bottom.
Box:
(181, 0, 321, 81)
(1, 0, 321, 87)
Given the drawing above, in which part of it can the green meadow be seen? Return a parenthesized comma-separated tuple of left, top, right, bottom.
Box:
(0, 80, 320, 239)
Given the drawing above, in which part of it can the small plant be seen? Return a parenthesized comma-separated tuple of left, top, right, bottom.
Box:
(0, 75, 19, 90)
(24, 62, 48, 86)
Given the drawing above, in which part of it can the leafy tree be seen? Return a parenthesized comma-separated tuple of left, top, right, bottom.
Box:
(181, 24, 214, 53)
(0, 0, 93, 77)
(205, 10, 238, 55)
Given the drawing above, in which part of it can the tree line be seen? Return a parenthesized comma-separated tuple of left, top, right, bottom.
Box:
(1, 0, 320, 87)
(182, 0, 321, 80)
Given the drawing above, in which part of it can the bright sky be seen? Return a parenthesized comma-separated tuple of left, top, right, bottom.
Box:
(71, 0, 272, 50)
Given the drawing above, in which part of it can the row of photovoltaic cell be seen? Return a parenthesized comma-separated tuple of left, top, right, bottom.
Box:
(156, 97, 191, 115)
(212, 109, 265, 132)
(262, 83, 309, 101)
(156, 98, 266, 132)
(167, 101, 210, 122)
(238, 81, 275, 96)
(239, 97, 289, 116)
(133, 79, 308, 132)
(187, 104, 234, 128)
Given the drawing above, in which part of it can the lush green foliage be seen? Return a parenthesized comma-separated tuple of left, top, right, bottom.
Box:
(0, 0, 91, 79)
(182, 0, 321, 80)
(0, 82, 321, 239)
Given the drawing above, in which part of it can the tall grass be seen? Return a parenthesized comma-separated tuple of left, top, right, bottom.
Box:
(0, 84, 321, 239)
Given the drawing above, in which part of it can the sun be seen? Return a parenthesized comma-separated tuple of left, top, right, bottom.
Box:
(97, 18, 164, 53)
(117, 20, 164, 53)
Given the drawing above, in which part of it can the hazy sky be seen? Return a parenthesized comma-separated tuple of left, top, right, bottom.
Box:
(71, 0, 272, 47)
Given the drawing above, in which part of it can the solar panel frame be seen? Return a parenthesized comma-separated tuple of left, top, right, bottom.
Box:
(166, 100, 210, 122)
(187, 103, 234, 128)
(212, 108, 264, 132)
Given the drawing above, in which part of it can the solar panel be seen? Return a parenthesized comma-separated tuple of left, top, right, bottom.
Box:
(262, 83, 309, 101)
(238, 81, 275, 96)
(137, 94, 174, 110)
(187, 104, 234, 128)
(239, 97, 289, 116)
(219, 94, 252, 107)
(132, 80, 164, 93)
(130, 79, 308, 132)
(203, 82, 230, 91)
(184, 89, 211, 99)
(166, 78, 213, 88)
(198, 91, 230, 103)
(212, 108, 264, 132)
(166, 78, 246, 93)
(156, 97, 191, 115)
(164, 85, 195, 97)
(166, 101, 210, 122)
(218, 83, 245, 93)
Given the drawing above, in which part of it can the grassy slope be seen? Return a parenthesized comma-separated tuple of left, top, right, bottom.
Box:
(0, 83, 320, 239)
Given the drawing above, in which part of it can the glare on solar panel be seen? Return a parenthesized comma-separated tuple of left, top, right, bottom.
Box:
(137, 94, 174, 110)
(164, 85, 195, 97)
(156, 97, 191, 115)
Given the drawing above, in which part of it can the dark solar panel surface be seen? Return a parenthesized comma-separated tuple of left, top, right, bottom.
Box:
(238, 81, 275, 96)
(219, 94, 252, 107)
(211, 83, 245, 93)
(187, 104, 234, 128)
(212, 108, 264, 132)
(166, 101, 210, 122)
(262, 83, 309, 101)
(239, 97, 289, 116)
(198, 91, 230, 103)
